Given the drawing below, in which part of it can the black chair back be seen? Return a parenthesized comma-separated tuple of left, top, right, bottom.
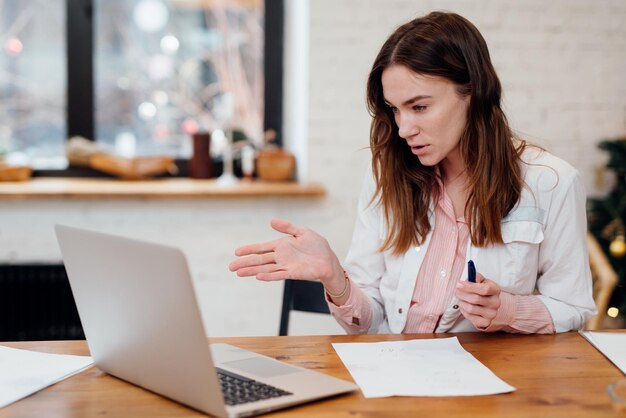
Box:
(279, 280, 330, 336)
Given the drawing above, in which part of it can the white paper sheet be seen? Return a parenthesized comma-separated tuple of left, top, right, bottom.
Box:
(332, 337, 515, 397)
(580, 331, 626, 375)
(0, 345, 93, 408)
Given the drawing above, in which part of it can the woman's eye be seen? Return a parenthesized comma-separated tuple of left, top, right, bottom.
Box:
(413, 105, 427, 112)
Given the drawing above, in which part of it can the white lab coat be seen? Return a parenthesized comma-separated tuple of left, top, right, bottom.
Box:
(344, 147, 597, 333)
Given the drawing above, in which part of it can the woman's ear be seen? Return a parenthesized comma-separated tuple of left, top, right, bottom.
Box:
(458, 82, 472, 96)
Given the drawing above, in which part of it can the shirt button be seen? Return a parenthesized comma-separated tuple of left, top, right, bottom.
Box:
(453, 304, 459, 309)
(398, 308, 403, 314)
(427, 314, 434, 319)
(440, 270, 447, 278)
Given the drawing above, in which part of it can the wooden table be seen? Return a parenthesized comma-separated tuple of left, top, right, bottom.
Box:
(0, 332, 624, 418)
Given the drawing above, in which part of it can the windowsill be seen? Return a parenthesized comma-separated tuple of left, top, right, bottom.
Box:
(0, 178, 326, 199)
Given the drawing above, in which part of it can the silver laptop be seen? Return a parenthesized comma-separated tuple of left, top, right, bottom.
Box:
(55, 225, 357, 418)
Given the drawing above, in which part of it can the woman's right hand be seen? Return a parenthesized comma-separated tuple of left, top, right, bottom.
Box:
(228, 218, 346, 292)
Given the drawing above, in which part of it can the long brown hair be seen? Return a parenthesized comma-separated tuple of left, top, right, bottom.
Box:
(366, 11, 526, 255)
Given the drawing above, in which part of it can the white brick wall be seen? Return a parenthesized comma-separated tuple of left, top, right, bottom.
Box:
(308, 0, 626, 198)
(2, 1, 625, 337)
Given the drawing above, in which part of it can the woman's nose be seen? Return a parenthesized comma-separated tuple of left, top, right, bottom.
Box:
(397, 113, 418, 139)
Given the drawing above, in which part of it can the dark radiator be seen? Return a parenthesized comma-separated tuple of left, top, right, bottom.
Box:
(0, 264, 84, 341)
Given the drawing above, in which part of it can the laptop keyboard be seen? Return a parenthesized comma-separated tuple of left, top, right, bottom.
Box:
(216, 367, 292, 406)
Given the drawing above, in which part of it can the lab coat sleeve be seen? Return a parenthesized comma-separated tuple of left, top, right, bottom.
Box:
(342, 167, 388, 333)
(535, 169, 597, 332)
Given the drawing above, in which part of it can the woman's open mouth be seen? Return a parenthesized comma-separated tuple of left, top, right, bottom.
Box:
(411, 144, 429, 156)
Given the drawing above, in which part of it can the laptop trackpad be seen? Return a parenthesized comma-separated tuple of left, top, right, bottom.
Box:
(223, 357, 302, 378)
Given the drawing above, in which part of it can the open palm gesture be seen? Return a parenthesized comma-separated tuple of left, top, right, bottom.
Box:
(229, 219, 343, 286)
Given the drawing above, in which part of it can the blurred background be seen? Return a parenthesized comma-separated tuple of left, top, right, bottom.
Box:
(0, 0, 625, 338)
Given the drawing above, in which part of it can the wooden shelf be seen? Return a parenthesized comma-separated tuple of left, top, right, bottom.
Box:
(0, 178, 326, 199)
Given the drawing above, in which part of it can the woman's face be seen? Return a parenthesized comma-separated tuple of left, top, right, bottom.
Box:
(381, 64, 470, 168)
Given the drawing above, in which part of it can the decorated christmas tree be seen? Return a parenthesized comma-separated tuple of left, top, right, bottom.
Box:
(587, 138, 626, 324)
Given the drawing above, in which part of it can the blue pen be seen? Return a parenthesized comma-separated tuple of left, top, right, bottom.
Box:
(468, 260, 476, 283)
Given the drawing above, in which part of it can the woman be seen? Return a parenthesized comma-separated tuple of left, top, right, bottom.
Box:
(229, 11, 596, 334)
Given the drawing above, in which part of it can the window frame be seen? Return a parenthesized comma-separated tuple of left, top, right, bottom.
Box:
(35, 0, 283, 177)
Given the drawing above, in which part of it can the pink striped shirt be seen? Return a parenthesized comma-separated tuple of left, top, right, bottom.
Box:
(329, 180, 555, 334)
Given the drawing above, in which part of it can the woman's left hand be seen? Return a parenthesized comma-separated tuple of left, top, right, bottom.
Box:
(454, 273, 501, 330)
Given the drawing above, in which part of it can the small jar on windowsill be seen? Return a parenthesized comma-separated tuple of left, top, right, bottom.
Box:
(256, 148, 296, 182)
